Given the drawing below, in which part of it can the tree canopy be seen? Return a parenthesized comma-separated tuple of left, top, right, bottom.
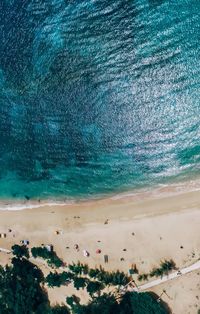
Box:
(46, 271, 74, 288)
(0, 257, 49, 314)
(0, 245, 170, 314)
(69, 291, 169, 314)
(12, 244, 29, 259)
(0, 250, 69, 314)
(31, 247, 63, 268)
(118, 291, 168, 314)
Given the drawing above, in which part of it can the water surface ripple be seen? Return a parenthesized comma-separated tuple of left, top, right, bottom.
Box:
(0, 0, 200, 199)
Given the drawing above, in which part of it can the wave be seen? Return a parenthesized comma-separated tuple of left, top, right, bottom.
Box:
(0, 201, 74, 211)
(1, 176, 200, 210)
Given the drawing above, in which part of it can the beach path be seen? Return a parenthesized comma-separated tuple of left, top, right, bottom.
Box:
(135, 260, 200, 291)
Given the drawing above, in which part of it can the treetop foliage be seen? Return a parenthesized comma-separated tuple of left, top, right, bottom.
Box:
(31, 246, 63, 268)
(0, 245, 170, 314)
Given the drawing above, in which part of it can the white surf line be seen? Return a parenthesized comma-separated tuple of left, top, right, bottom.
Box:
(135, 260, 200, 291)
(0, 202, 75, 211)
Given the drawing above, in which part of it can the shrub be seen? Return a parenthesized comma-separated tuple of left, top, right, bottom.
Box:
(138, 274, 149, 281)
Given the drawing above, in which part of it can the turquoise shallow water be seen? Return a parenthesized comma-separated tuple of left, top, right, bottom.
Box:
(0, 0, 200, 200)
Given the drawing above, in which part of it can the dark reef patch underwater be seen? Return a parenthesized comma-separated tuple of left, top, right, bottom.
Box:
(0, 0, 200, 199)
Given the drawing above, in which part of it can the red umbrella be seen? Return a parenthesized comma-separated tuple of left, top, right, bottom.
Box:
(96, 249, 101, 254)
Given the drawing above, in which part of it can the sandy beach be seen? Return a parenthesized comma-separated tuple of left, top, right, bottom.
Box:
(0, 186, 199, 313)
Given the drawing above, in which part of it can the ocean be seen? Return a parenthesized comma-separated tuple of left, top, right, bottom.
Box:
(0, 0, 200, 200)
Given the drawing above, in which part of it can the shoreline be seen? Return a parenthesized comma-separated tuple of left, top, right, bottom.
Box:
(0, 181, 199, 313)
(1, 176, 200, 211)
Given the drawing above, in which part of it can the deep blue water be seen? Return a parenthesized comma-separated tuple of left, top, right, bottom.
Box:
(0, 0, 200, 200)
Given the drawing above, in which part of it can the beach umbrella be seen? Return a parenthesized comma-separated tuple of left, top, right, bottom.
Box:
(96, 249, 101, 254)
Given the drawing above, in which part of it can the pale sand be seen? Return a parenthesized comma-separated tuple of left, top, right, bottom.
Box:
(150, 270, 200, 314)
(0, 188, 199, 313)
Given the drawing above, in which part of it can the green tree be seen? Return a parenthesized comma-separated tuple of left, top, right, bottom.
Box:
(68, 262, 86, 275)
(46, 271, 74, 287)
(86, 280, 104, 296)
(70, 291, 169, 314)
(138, 274, 149, 281)
(88, 268, 101, 278)
(0, 255, 72, 314)
(71, 293, 119, 314)
(160, 260, 176, 274)
(118, 291, 168, 314)
(73, 277, 88, 290)
(82, 264, 89, 275)
(150, 268, 163, 278)
(110, 270, 130, 286)
(31, 247, 63, 268)
(47, 254, 63, 268)
(12, 244, 29, 259)
(66, 295, 80, 308)
(0, 257, 49, 314)
(50, 305, 70, 314)
(31, 247, 49, 259)
(150, 260, 176, 278)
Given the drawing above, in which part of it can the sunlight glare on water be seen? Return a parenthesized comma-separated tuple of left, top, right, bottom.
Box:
(0, 0, 200, 199)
